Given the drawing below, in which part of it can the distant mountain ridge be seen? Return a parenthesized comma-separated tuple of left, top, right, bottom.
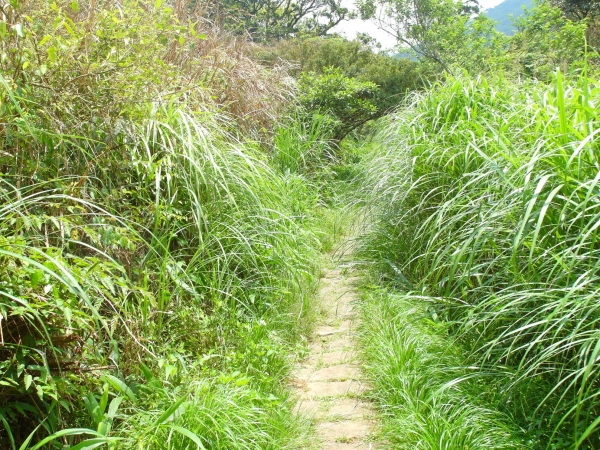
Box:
(483, 0, 534, 35)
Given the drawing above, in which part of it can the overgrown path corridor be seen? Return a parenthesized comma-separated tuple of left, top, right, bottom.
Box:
(291, 244, 381, 449)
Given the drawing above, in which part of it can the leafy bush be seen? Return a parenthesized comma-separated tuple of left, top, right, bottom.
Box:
(298, 67, 379, 142)
(261, 36, 427, 121)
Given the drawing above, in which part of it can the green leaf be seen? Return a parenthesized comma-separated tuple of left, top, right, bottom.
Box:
(99, 385, 109, 418)
(35, 385, 44, 400)
(100, 375, 136, 403)
(23, 374, 33, 390)
(63, 21, 76, 38)
(106, 396, 123, 419)
(83, 392, 100, 425)
(28, 429, 106, 450)
(30, 270, 44, 288)
(153, 396, 188, 426)
(139, 362, 162, 388)
(47, 47, 57, 63)
(96, 421, 109, 437)
(0, 415, 15, 450)
(70, 1, 79, 12)
(69, 438, 119, 450)
(166, 425, 206, 449)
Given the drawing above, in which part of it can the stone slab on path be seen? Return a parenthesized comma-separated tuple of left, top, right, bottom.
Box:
(291, 258, 384, 449)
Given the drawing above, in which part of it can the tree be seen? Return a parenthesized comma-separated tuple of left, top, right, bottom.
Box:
(206, 0, 351, 41)
(298, 67, 379, 142)
(356, 0, 504, 73)
(548, 0, 600, 49)
(261, 37, 429, 136)
(511, 1, 587, 78)
(262, 36, 426, 97)
(550, 0, 600, 20)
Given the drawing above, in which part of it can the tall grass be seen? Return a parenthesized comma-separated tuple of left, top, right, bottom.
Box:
(1, 95, 320, 448)
(358, 71, 600, 448)
(0, 1, 322, 447)
(358, 288, 527, 449)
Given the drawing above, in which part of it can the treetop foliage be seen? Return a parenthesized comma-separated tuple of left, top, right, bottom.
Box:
(261, 36, 427, 140)
(551, 0, 600, 20)
(205, 0, 351, 41)
(356, 0, 508, 72)
(512, 1, 587, 78)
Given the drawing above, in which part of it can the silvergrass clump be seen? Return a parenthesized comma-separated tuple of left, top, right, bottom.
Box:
(358, 71, 600, 448)
(358, 288, 527, 449)
(0, 1, 321, 447)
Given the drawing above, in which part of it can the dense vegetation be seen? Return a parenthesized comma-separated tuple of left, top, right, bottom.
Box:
(0, 1, 333, 448)
(358, 71, 600, 447)
(3, 0, 600, 448)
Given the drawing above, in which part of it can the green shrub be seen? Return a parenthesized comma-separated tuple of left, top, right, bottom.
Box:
(298, 67, 379, 142)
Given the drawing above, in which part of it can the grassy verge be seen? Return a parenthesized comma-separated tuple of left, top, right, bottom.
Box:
(0, 2, 333, 448)
(356, 70, 600, 448)
(358, 286, 527, 449)
(0, 99, 322, 449)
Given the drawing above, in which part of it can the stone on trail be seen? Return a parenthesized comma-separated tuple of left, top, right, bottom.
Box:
(290, 252, 384, 449)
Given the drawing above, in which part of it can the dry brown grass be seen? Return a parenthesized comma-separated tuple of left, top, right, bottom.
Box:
(1, 0, 293, 138)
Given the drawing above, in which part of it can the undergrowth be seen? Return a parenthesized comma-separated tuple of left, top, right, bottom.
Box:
(0, 0, 334, 448)
(358, 70, 600, 448)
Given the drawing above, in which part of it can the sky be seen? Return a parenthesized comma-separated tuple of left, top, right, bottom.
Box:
(331, 0, 506, 49)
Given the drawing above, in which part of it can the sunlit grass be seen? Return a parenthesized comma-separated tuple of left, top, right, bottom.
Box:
(358, 71, 600, 448)
(1, 84, 320, 449)
(358, 288, 527, 449)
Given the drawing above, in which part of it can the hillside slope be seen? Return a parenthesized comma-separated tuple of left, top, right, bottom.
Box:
(484, 0, 533, 34)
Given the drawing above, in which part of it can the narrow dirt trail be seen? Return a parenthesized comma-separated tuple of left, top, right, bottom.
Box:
(291, 249, 381, 449)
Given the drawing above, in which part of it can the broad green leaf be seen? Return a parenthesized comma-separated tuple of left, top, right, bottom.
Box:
(28, 428, 105, 450)
(153, 396, 188, 426)
(106, 396, 123, 419)
(23, 374, 33, 390)
(47, 47, 57, 63)
(100, 375, 136, 403)
(166, 425, 206, 449)
(38, 35, 51, 46)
